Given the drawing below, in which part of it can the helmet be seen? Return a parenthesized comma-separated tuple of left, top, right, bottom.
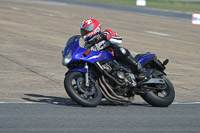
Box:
(80, 19, 101, 41)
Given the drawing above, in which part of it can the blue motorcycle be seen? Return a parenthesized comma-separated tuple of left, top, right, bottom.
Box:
(62, 35, 175, 107)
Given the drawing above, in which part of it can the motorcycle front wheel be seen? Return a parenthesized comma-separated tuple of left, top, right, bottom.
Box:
(64, 71, 102, 107)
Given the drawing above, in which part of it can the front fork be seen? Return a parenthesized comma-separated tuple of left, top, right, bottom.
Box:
(84, 62, 89, 87)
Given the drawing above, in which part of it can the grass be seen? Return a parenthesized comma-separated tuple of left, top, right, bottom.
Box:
(79, 0, 200, 13)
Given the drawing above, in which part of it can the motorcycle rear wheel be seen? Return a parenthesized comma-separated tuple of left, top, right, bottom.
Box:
(141, 75, 175, 107)
(64, 71, 102, 107)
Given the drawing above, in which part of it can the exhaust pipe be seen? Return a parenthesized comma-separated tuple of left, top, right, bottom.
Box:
(98, 76, 132, 104)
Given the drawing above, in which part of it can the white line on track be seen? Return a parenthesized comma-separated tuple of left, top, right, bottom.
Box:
(42, 13, 55, 17)
(0, 102, 200, 105)
(172, 102, 200, 105)
(11, 7, 21, 11)
(144, 31, 170, 37)
(0, 102, 42, 104)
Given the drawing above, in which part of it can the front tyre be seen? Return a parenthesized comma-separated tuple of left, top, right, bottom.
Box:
(64, 71, 102, 107)
(141, 75, 175, 107)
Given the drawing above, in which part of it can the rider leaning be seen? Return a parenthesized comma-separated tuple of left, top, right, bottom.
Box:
(80, 18, 151, 80)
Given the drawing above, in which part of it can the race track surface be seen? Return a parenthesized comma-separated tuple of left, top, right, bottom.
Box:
(0, 102, 200, 133)
(1, 0, 200, 103)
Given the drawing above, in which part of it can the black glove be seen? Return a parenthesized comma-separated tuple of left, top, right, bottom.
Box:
(87, 33, 102, 45)
(85, 32, 107, 49)
(99, 31, 107, 40)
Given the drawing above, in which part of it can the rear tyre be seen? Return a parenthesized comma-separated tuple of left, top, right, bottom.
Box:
(141, 75, 175, 107)
(64, 71, 102, 107)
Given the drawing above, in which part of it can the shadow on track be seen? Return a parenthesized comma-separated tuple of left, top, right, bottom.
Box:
(22, 94, 150, 107)
(22, 94, 76, 106)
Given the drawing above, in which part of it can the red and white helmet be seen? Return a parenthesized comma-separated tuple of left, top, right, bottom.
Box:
(80, 19, 101, 41)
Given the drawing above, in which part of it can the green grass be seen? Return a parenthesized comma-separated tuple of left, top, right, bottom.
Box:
(79, 0, 200, 13)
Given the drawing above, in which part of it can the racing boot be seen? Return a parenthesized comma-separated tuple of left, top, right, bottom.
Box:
(127, 55, 151, 81)
(136, 62, 152, 81)
(116, 46, 151, 81)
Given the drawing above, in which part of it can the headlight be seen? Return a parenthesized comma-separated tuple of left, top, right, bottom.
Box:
(62, 50, 72, 66)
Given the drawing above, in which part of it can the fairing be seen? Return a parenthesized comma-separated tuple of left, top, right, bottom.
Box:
(139, 54, 155, 66)
(62, 36, 115, 66)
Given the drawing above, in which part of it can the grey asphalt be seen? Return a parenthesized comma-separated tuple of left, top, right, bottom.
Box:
(32, 0, 193, 21)
(0, 100, 200, 133)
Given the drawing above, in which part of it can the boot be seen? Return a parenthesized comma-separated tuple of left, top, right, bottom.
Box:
(127, 56, 151, 81)
(136, 62, 151, 81)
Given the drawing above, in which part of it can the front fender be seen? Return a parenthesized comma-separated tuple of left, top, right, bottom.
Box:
(66, 68, 95, 78)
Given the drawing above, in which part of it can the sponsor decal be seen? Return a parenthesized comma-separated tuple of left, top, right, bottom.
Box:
(88, 53, 102, 60)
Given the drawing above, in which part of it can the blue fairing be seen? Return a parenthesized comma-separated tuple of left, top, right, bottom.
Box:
(62, 36, 115, 66)
(139, 54, 155, 66)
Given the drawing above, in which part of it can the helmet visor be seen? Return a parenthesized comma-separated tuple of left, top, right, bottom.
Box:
(80, 24, 94, 37)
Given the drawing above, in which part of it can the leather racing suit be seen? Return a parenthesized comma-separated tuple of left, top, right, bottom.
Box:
(84, 29, 150, 80)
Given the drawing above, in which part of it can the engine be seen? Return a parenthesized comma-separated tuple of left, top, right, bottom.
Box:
(101, 61, 136, 97)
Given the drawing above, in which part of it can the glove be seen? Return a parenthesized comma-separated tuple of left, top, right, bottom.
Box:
(88, 33, 104, 45)
(99, 31, 107, 40)
(85, 32, 107, 49)
(84, 35, 100, 49)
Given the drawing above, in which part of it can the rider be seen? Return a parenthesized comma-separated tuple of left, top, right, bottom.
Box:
(80, 18, 151, 81)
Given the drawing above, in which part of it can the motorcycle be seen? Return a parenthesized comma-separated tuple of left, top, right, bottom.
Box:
(62, 35, 175, 107)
